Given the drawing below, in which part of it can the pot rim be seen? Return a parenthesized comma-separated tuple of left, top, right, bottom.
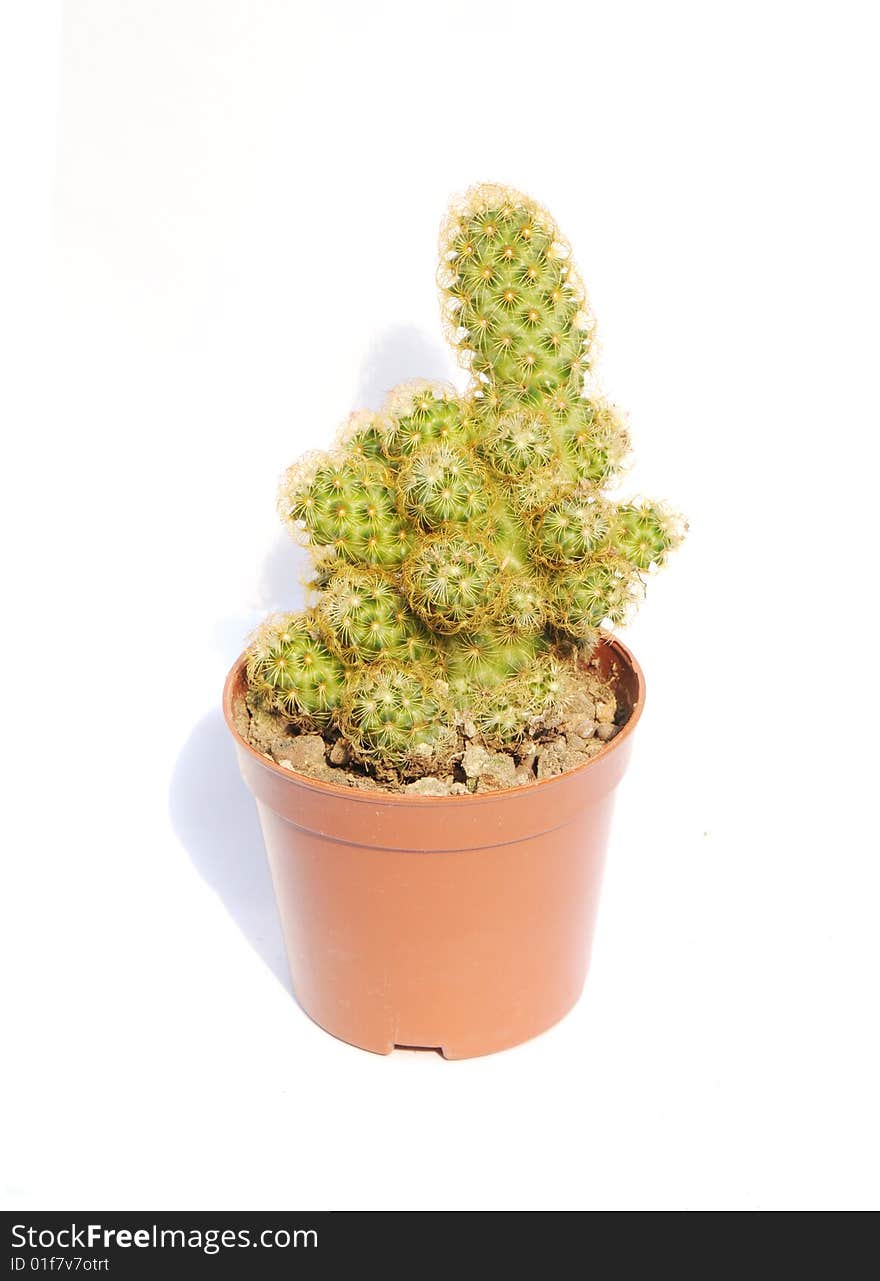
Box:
(222, 634, 645, 804)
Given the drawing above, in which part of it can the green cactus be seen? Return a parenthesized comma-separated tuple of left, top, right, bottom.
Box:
(483, 411, 555, 477)
(611, 501, 681, 571)
(403, 532, 501, 634)
(548, 557, 637, 639)
(443, 628, 545, 699)
(246, 613, 345, 725)
(560, 399, 631, 486)
(380, 381, 474, 457)
(320, 566, 428, 662)
(245, 184, 684, 769)
(475, 654, 565, 749)
(399, 444, 489, 530)
(278, 453, 411, 567)
(438, 185, 593, 411)
(339, 666, 456, 769)
(533, 496, 612, 566)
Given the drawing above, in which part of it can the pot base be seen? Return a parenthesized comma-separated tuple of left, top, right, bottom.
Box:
(300, 994, 585, 1059)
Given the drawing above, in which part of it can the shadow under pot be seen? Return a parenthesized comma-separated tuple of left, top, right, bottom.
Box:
(223, 635, 644, 1058)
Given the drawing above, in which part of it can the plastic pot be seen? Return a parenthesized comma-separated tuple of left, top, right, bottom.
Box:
(222, 636, 644, 1059)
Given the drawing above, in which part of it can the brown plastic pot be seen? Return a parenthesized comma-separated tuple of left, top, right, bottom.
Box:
(222, 637, 644, 1059)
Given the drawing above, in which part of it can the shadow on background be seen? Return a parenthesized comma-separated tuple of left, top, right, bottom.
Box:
(169, 708, 294, 995)
(171, 327, 458, 997)
(211, 531, 313, 660)
(354, 325, 456, 409)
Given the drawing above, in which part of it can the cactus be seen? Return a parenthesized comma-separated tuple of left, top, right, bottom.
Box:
(403, 532, 501, 634)
(338, 666, 456, 769)
(246, 613, 345, 725)
(321, 566, 428, 662)
(246, 184, 684, 770)
(443, 628, 545, 700)
(399, 444, 489, 530)
(475, 654, 565, 749)
(438, 185, 593, 412)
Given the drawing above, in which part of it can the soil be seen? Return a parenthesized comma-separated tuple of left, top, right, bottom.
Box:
(238, 656, 625, 795)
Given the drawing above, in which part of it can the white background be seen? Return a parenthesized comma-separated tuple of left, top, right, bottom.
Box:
(2, 1, 878, 1211)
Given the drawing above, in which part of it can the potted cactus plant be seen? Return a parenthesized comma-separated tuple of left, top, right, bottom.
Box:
(223, 184, 683, 1057)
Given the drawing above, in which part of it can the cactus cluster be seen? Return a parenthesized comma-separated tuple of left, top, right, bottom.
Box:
(247, 184, 683, 771)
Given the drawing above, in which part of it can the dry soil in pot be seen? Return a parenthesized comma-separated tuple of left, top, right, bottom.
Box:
(235, 650, 624, 795)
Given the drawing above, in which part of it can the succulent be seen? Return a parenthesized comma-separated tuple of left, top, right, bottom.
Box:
(338, 666, 456, 769)
(246, 613, 345, 725)
(247, 184, 684, 770)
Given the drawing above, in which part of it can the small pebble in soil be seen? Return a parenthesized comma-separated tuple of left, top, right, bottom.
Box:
(460, 744, 524, 791)
(566, 692, 596, 720)
(403, 776, 470, 796)
(476, 755, 519, 791)
(536, 738, 570, 780)
(535, 736, 604, 779)
(248, 705, 286, 752)
(276, 734, 327, 773)
(405, 776, 453, 796)
(570, 715, 597, 740)
(462, 744, 488, 778)
(596, 721, 619, 742)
